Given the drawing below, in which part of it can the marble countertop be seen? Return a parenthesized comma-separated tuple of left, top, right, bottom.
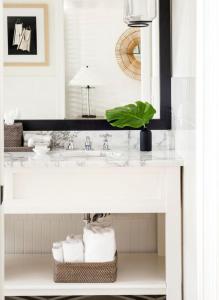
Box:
(4, 149, 183, 168)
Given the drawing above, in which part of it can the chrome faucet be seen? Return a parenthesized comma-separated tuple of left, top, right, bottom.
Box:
(101, 133, 112, 150)
(65, 132, 78, 150)
(65, 141, 74, 150)
(85, 136, 92, 150)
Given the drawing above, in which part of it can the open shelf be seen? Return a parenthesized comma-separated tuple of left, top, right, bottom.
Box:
(5, 253, 165, 296)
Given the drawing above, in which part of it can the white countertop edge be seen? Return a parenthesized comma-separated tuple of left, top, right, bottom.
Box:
(4, 149, 184, 168)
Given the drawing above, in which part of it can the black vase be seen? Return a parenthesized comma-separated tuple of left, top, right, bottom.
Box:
(140, 128, 152, 151)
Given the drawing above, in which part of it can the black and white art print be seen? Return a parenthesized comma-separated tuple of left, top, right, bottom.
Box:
(7, 16, 37, 55)
(4, 4, 48, 66)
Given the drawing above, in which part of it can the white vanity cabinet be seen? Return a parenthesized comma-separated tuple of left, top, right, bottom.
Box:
(2, 151, 183, 300)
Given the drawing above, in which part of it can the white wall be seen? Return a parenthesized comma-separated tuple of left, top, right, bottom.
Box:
(196, 1, 219, 299)
(172, 0, 197, 299)
(3, 0, 65, 119)
(5, 214, 157, 254)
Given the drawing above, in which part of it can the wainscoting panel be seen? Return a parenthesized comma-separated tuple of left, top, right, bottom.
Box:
(5, 214, 157, 254)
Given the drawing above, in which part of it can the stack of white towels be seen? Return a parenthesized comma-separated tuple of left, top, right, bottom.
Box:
(52, 223, 117, 263)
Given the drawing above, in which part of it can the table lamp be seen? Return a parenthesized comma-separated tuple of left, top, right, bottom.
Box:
(70, 66, 100, 118)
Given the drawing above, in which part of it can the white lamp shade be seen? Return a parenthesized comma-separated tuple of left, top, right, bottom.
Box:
(69, 66, 101, 87)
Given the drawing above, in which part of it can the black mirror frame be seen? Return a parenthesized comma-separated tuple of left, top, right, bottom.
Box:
(17, 0, 171, 131)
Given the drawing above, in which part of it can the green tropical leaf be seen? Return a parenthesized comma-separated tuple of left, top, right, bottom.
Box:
(105, 101, 156, 129)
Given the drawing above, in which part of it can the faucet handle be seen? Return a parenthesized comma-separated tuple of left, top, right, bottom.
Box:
(64, 132, 79, 150)
(65, 140, 74, 150)
(100, 133, 112, 150)
(66, 132, 79, 150)
(85, 136, 92, 143)
(85, 136, 92, 150)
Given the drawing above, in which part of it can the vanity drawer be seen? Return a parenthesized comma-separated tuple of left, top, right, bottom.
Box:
(4, 167, 180, 214)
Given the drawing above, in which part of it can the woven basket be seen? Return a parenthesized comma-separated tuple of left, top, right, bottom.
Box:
(4, 123, 23, 148)
(54, 253, 117, 283)
(4, 146, 33, 152)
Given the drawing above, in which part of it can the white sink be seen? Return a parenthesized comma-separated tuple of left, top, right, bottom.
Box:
(54, 150, 104, 158)
(52, 150, 124, 159)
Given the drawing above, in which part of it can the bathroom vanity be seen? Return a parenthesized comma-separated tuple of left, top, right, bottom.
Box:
(0, 0, 185, 298)
(2, 149, 183, 300)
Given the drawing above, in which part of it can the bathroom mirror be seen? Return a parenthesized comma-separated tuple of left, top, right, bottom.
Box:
(4, 0, 171, 130)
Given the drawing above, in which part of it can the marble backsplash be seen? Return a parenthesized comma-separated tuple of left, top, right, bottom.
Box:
(23, 130, 175, 151)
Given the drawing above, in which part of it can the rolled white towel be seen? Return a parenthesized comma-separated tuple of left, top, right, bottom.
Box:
(83, 223, 116, 263)
(52, 242, 64, 263)
(63, 237, 84, 263)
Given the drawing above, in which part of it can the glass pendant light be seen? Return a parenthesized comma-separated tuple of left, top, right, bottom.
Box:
(124, 0, 157, 27)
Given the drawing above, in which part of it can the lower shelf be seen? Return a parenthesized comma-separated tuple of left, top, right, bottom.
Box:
(5, 253, 165, 296)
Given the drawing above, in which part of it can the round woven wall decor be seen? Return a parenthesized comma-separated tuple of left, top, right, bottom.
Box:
(115, 28, 141, 81)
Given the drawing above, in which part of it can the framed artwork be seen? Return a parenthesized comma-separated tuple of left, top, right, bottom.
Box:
(3, 3, 49, 66)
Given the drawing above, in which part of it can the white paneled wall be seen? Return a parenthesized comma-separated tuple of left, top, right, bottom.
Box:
(172, 0, 196, 77)
(172, 78, 195, 129)
(172, 0, 196, 299)
(5, 214, 157, 254)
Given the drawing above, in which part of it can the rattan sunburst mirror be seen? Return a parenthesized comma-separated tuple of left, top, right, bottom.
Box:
(115, 28, 141, 81)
